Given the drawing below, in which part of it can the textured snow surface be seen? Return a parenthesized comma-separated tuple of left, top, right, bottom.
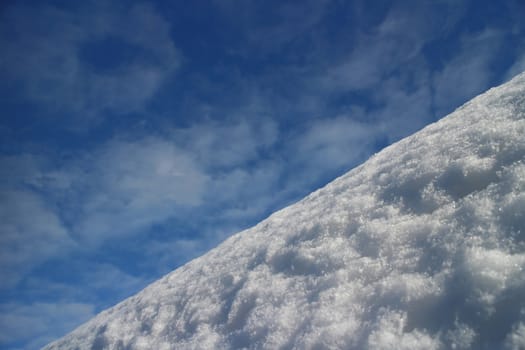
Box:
(45, 73, 525, 350)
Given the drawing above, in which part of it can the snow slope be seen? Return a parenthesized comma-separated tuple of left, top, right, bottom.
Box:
(44, 72, 525, 350)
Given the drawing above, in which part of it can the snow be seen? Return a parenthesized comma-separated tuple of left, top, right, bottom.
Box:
(44, 72, 525, 350)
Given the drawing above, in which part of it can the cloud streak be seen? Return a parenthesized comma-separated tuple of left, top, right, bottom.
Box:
(71, 137, 208, 244)
(0, 189, 73, 289)
(0, 1, 179, 123)
(0, 302, 94, 350)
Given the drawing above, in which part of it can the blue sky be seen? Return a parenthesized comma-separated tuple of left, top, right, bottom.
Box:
(0, 0, 524, 348)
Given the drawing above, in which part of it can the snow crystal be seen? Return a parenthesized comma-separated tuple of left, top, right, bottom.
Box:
(44, 72, 525, 349)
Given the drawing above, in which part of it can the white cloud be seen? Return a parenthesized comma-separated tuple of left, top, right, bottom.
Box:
(70, 137, 208, 243)
(309, 1, 474, 150)
(320, 1, 464, 92)
(505, 52, 525, 81)
(0, 302, 94, 350)
(0, 118, 279, 284)
(432, 30, 503, 117)
(83, 263, 148, 298)
(0, 188, 73, 289)
(373, 75, 434, 141)
(176, 117, 279, 169)
(287, 115, 380, 189)
(0, 135, 209, 291)
(0, 257, 152, 349)
(207, 160, 284, 220)
(0, 155, 75, 289)
(505, 323, 525, 349)
(0, 1, 179, 121)
(212, 0, 331, 55)
(20, 262, 147, 306)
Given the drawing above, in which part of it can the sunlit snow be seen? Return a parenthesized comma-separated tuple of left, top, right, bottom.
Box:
(45, 72, 525, 349)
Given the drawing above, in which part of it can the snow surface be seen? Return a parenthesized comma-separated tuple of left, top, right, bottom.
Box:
(44, 72, 525, 350)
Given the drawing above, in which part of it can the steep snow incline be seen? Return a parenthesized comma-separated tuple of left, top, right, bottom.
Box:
(45, 72, 525, 350)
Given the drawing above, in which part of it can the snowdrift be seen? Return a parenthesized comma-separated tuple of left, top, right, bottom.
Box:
(45, 72, 525, 349)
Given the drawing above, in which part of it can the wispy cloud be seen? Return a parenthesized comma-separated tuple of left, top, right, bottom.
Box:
(319, 1, 464, 92)
(212, 0, 331, 55)
(288, 115, 380, 185)
(63, 137, 208, 244)
(0, 1, 179, 123)
(0, 155, 74, 289)
(0, 136, 208, 295)
(175, 117, 279, 170)
(0, 302, 94, 350)
(504, 50, 525, 81)
(432, 29, 504, 117)
(0, 112, 379, 284)
(0, 189, 73, 289)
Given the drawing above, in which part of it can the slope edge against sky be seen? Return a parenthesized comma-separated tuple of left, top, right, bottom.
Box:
(45, 72, 525, 349)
